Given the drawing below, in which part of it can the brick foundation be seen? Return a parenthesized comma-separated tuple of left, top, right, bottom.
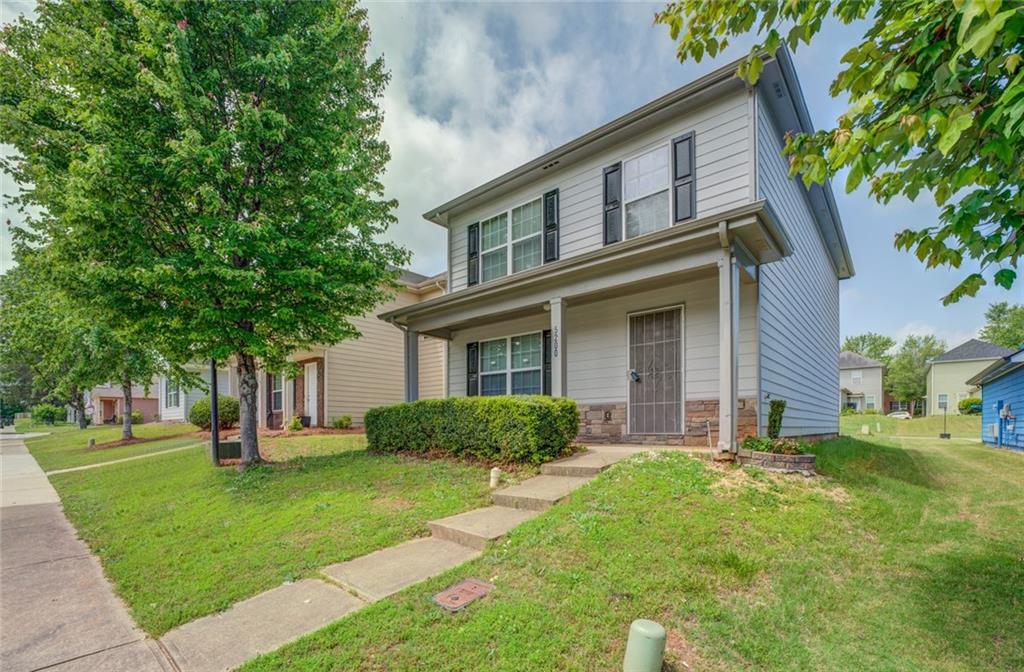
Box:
(576, 398, 758, 446)
(736, 449, 816, 475)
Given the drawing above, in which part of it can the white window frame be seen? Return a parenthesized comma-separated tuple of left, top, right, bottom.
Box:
(271, 374, 284, 411)
(165, 381, 180, 408)
(478, 195, 545, 284)
(938, 393, 948, 410)
(622, 143, 672, 240)
(866, 395, 875, 410)
(851, 369, 863, 384)
(478, 331, 544, 396)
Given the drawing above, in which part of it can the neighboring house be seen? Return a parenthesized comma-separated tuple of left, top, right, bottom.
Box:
(159, 365, 232, 423)
(91, 381, 159, 424)
(926, 339, 1013, 416)
(839, 351, 884, 412)
(380, 48, 854, 452)
(967, 347, 1024, 450)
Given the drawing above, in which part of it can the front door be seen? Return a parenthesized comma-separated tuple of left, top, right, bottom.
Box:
(628, 307, 682, 435)
(304, 363, 318, 427)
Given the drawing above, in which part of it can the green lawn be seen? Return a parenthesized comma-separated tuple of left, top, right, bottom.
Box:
(13, 418, 81, 434)
(243, 434, 1023, 672)
(259, 432, 368, 461)
(24, 422, 200, 472)
(840, 413, 981, 439)
(48, 439, 498, 635)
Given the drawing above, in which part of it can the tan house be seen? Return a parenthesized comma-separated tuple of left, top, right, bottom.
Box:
(381, 49, 854, 452)
(926, 339, 1014, 416)
(839, 351, 884, 412)
(89, 381, 159, 425)
(156, 271, 447, 428)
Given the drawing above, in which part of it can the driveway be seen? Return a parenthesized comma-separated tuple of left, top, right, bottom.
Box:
(0, 429, 170, 671)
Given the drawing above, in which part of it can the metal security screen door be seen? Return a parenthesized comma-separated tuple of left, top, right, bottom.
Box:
(628, 307, 683, 434)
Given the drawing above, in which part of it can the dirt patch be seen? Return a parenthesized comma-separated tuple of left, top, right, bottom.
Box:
(662, 628, 712, 671)
(90, 435, 198, 451)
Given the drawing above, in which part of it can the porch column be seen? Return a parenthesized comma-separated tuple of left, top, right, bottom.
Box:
(549, 298, 567, 397)
(404, 329, 419, 402)
(256, 368, 266, 428)
(718, 248, 739, 453)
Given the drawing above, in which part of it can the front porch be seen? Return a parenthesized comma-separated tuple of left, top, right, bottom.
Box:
(384, 205, 789, 453)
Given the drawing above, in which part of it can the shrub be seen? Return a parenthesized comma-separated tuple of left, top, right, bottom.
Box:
(840, 407, 857, 416)
(31, 403, 63, 425)
(741, 435, 808, 455)
(958, 396, 982, 415)
(188, 395, 240, 430)
(286, 415, 304, 432)
(331, 415, 353, 429)
(130, 409, 144, 424)
(365, 396, 579, 464)
(767, 398, 787, 438)
(863, 408, 879, 415)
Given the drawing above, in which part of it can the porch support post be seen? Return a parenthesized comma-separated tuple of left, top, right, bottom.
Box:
(717, 245, 739, 453)
(549, 298, 567, 397)
(404, 329, 419, 402)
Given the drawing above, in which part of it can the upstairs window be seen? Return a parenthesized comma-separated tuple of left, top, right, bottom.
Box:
(851, 369, 863, 384)
(480, 213, 508, 283)
(624, 145, 670, 239)
(511, 199, 543, 273)
(477, 197, 545, 284)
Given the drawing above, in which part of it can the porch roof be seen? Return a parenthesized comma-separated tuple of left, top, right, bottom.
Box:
(380, 201, 787, 338)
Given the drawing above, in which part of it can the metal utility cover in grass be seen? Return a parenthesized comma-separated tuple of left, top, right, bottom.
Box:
(433, 578, 493, 612)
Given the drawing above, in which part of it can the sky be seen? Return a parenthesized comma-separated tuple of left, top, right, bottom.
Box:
(2, 0, 1021, 351)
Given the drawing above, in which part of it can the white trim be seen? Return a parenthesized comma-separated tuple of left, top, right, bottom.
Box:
(478, 330, 545, 396)
(624, 303, 686, 436)
(621, 143, 672, 241)
(478, 194, 545, 284)
(304, 362, 318, 426)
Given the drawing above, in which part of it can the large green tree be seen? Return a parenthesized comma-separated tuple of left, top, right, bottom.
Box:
(978, 301, 1024, 350)
(886, 334, 947, 416)
(842, 332, 896, 366)
(656, 0, 1023, 304)
(1, 1, 406, 466)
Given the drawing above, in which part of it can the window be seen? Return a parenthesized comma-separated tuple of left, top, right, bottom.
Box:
(851, 369, 863, 384)
(165, 381, 180, 408)
(866, 395, 875, 410)
(480, 213, 507, 283)
(477, 196, 545, 284)
(624, 145, 670, 239)
(271, 374, 284, 411)
(478, 332, 544, 396)
(938, 394, 948, 410)
(511, 199, 543, 273)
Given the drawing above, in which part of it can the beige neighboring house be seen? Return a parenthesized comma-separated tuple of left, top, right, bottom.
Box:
(839, 351, 884, 412)
(156, 271, 447, 428)
(381, 48, 855, 451)
(90, 381, 159, 425)
(926, 338, 1013, 416)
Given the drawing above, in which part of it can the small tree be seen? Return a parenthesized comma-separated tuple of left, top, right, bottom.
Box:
(978, 302, 1024, 351)
(1, 1, 407, 468)
(842, 333, 896, 367)
(887, 335, 946, 416)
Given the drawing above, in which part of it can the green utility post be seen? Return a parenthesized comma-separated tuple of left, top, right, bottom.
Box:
(622, 619, 665, 672)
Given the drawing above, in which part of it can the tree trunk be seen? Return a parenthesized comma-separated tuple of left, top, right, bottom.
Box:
(70, 386, 88, 430)
(121, 378, 134, 441)
(237, 353, 261, 469)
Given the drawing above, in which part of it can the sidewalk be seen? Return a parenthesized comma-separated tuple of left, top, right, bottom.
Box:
(0, 430, 171, 672)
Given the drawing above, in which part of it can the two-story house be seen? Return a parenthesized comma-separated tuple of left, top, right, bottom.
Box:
(839, 351, 885, 412)
(926, 338, 1014, 416)
(381, 49, 854, 453)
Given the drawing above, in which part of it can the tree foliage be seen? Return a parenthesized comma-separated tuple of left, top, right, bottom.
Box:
(886, 334, 947, 414)
(842, 332, 896, 366)
(656, 0, 1024, 304)
(978, 301, 1024, 350)
(1, 0, 406, 466)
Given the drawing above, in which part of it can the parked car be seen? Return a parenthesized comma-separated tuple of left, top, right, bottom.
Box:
(887, 411, 912, 420)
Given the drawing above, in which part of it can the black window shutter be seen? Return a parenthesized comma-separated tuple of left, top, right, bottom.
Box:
(672, 132, 696, 223)
(467, 223, 480, 286)
(466, 342, 479, 396)
(543, 189, 559, 263)
(542, 330, 552, 396)
(603, 163, 622, 244)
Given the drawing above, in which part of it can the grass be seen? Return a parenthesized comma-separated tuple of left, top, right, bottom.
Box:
(24, 422, 200, 472)
(13, 418, 81, 434)
(47, 437, 499, 635)
(840, 413, 981, 439)
(259, 432, 368, 461)
(242, 434, 1023, 672)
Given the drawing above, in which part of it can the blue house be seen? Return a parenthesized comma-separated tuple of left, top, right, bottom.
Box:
(967, 347, 1024, 451)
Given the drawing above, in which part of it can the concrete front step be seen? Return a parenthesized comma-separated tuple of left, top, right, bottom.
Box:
(428, 506, 540, 550)
(321, 537, 480, 602)
(540, 448, 636, 477)
(492, 475, 592, 511)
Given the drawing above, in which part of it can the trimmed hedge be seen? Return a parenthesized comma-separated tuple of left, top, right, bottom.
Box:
(188, 395, 240, 430)
(365, 396, 579, 464)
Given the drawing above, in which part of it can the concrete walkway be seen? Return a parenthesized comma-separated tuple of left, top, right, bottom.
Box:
(46, 443, 201, 475)
(0, 431, 171, 672)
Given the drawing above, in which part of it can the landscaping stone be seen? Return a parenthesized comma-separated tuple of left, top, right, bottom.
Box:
(321, 537, 480, 602)
(428, 506, 540, 550)
(736, 449, 816, 475)
(160, 579, 361, 672)
(492, 474, 593, 511)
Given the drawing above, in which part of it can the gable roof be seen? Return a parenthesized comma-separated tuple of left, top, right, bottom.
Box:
(839, 351, 883, 369)
(931, 339, 1013, 364)
(421, 47, 853, 280)
(966, 347, 1024, 386)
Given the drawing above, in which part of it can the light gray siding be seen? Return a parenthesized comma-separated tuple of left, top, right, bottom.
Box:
(448, 278, 758, 405)
(839, 366, 884, 409)
(448, 89, 753, 292)
(756, 94, 840, 436)
(158, 369, 229, 423)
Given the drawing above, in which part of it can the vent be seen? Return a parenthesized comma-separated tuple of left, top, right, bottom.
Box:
(541, 160, 560, 170)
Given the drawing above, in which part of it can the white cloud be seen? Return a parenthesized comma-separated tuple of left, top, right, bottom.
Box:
(890, 320, 978, 350)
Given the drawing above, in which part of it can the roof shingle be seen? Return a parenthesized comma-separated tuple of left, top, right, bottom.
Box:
(839, 351, 884, 369)
(931, 339, 1013, 364)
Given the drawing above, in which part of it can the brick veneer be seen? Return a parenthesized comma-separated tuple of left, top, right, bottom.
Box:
(576, 398, 758, 446)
